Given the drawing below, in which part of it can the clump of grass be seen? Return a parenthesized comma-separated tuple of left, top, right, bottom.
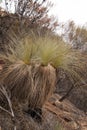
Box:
(55, 123, 65, 130)
(34, 36, 86, 84)
(0, 33, 86, 110)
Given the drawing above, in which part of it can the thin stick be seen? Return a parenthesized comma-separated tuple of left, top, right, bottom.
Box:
(0, 85, 14, 117)
(0, 85, 16, 129)
(14, 126, 17, 130)
(0, 106, 13, 117)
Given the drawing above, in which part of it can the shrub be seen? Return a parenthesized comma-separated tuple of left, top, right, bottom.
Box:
(0, 32, 86, 110)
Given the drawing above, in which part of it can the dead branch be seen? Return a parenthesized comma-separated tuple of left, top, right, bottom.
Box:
(0, 85, 14, 117)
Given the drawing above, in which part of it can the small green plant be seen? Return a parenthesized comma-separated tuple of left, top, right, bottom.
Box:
(55, 123, 65, 130)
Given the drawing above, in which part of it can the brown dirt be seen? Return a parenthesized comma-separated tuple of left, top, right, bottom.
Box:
(44, 94, 87, 130)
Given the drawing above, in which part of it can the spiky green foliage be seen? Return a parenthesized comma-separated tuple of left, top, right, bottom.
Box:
(0, 33, 87, 109)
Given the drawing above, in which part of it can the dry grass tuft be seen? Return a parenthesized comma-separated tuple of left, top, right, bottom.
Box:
(0, 33, 87, 110)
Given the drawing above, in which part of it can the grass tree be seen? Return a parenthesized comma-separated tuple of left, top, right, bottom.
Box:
(0, 32, 86, 117)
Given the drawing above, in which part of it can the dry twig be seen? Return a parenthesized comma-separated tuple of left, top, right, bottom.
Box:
(0, 85, 14, 117)
(0, 85, 16, 130)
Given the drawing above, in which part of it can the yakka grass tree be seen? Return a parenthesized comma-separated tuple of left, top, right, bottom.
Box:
(0, 32, 87, 112)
